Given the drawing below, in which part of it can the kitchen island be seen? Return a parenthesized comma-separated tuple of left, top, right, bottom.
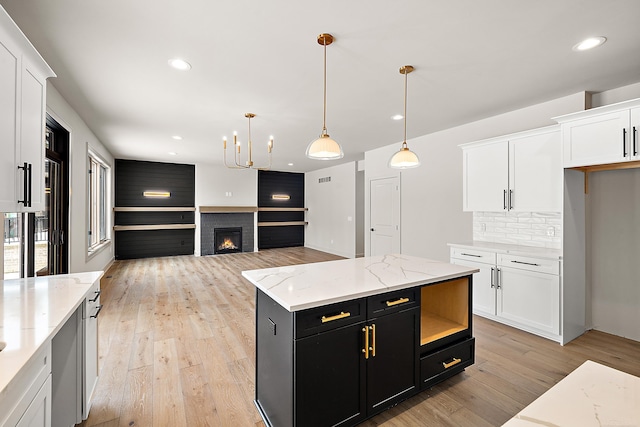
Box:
(242, 254, 478, 427)
(0, 272, 103, 427)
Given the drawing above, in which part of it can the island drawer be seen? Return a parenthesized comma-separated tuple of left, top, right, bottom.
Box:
(367, 287, 419, 317)
(420, 337, 475, 389)
(295, 298, 366, 339)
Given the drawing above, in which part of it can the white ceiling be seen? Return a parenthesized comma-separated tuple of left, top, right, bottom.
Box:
(2, 0, 640, 172)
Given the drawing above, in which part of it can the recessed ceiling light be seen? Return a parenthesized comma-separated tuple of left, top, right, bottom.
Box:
(168, 152, 177, 155)
(168, 58, 192, 70)
(572, 36, 607, 51)
(172, 135, 183, 140)
(288, 163, 294, 166)
(391, 114, 403, 121)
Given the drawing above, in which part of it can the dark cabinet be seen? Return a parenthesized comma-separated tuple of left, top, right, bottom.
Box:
(295, 322, 366, 427)
(255, 275, 473, 427)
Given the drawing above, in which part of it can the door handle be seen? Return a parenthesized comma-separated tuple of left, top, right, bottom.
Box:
(623, 128, 628, 157)
(27, 163, 32, 207)
(90, 305, 103, 318)
(89, 290, 101, 303)
(490, 267, 495, 288)
(496, 268, 502, 289)
(362, 327, 369, 359)
(509, 189, 513, 210)
(370, 324, 376, 357)
(503, 189, 507, 210)
(633, 126, 637, 156)
(18, 162, 29, 206)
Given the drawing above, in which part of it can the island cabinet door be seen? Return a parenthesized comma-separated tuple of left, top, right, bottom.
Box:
(366, 306, 420, 415)
(294, 321, 367, 427)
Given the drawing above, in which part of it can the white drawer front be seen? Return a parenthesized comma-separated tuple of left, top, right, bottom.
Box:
(498, 254, 559, 275)
(451, 247, 496, 265)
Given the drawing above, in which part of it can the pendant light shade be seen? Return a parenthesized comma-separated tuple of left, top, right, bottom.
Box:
(307, 33, 344, 160)
(389, 65, 420, 169)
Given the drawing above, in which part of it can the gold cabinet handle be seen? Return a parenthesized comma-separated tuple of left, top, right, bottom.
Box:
(442, 358, 462, 369)
(370, 324, 376, 357)
(321, 311, 350, 323)
(386, 297, 409, 307)
(362, 327, 369, 359)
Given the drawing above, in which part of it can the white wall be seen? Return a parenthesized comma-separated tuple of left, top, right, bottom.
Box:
(364, 92, 589, 262)
(46, 84, 115, 273)
(194, 164, 257, 255)
(305, 162, 357, 258)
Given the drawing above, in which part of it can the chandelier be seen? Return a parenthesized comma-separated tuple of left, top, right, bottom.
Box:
(223, 113, 273, 170)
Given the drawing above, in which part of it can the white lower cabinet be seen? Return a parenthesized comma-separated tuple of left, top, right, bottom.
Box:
(16, 375, 51, 427)
(0, 343, 52, 427)
(451, 247, 561, 342)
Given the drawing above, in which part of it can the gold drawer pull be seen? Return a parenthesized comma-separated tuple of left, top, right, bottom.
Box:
(442, 358, 462, 369)
(321, 311, 350, 323)
(386, 297, 409, 307)
(362, 327, 369, 359)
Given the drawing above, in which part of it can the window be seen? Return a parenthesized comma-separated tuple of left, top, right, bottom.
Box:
(88, 149, 110, 253)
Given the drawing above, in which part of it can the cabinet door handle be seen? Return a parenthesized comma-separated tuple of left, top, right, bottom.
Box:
(490, 267, 495, 288)
(511, 260, 540, 267)
(623, 128, 628, 157)
(442, 357, 462, 369)
(362, 327, 369, 359)
(386, 297, 409, 307)
(321, 311, 350, 323)
(509, 189, 513, 210)
(27, 163, 32, 207)
(89, 290, 101, 302)
(503, 189, 507, 210)
(90, 305, 103, 318)
(18, 162, 29, 206)
(633, 126, 638, 156)
(460, 253, 482, 258)
(370, 324, 376, 357)
(496, 268, 501, 289)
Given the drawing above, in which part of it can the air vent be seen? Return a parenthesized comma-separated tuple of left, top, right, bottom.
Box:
(318, 177, 331, 183)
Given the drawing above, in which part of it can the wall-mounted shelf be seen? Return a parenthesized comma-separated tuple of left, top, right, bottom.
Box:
(570, 160, 640, 193)
(113, 224, 196, 231)
(257, 207, 308, 212)
(200, 206, 258, 213)
(114, 207, 195, 212)
(257, 221, 308, 227)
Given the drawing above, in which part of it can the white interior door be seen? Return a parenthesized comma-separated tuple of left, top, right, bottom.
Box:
(370, 176, 400, 256)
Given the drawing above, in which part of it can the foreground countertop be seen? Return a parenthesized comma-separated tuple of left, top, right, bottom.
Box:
(242, 254, 478, 312)
(503, 360, 640, 426)
(449, 241, 562, 260)
(0, 272, 103, 396)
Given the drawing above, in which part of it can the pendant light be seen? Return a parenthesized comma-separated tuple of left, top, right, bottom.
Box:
(306, 33, 344, 160)
(389, 65, 420, 169)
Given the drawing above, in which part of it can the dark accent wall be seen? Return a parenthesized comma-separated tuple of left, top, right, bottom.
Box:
(115, 159, 195, 207)
(257, 170, 305, 249)
(114, 159, 195, 260)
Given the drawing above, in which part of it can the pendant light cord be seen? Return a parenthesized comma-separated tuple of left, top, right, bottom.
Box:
(403, 68, 408, 148)
(322, 39, 327, 134)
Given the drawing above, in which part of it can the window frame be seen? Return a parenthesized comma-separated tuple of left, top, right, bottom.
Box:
(87, 147, 111, 256)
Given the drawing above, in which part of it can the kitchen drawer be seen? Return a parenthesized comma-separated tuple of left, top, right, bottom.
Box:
(367, 287, 418, 318)
(498, 254, 559, 275)
(450, 247, 496, 264)
(421, 338, 475, 390)
(295, 298, 366, 339)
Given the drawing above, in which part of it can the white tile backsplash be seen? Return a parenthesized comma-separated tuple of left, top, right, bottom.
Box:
(473, 211, 562, 249)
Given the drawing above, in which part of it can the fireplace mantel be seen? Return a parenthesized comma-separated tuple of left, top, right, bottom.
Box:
(200, 206, 258, 213)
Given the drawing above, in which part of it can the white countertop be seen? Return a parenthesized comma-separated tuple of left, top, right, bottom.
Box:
(503, 360, 640, 426)
(0, 272, 103, 397)
(242, 254, 478, 311)
(449, 241, 562, 260)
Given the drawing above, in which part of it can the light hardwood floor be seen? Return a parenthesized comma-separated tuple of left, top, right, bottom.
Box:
(78, 248, 640, 427)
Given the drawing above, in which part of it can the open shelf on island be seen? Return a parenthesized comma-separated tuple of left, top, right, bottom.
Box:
(420, 277, 469, 347)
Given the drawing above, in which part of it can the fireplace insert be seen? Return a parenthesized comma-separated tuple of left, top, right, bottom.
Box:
(214, 227, 242, 254)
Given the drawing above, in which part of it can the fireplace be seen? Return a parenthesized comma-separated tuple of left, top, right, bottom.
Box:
(214, 227, 243, 254)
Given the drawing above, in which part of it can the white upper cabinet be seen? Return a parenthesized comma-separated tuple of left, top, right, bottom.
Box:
(0, 6, 55, 212)
(461, 125, 562, 212)
(554, 98, 640, 168)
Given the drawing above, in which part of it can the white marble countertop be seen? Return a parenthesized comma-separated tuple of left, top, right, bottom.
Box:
(503, 360, 640, 426)
(449, 241, 562, 260)
(0, 271, 103, 397)
(242, 254, 478, 312)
